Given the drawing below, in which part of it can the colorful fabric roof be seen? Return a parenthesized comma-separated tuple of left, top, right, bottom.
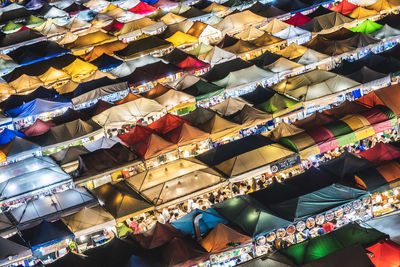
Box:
(350, 19, 383, 34)
(166, 31, 198, 47)
(330, 0, 358, 14)
(358, 142, 400, 164)
(284, 12, 312, 26)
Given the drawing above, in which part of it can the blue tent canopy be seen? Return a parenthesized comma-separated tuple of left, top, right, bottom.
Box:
(6, 98, 72, 119)
(171, 208, 228, 236)
(141, 0, 159, 4)
(7, 41, 69, 66)
(0, 129, 26, 145)
(0, 87, 59, 111)
(91, 54, 123, 71)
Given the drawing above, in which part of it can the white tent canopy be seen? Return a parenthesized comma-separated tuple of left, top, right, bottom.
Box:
(198, 46, 236, 66)
(111, 56, 165, 77)
(92, 98, 166, 129)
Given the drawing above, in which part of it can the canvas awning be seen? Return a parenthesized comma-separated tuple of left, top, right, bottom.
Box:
(6, 98, 71, 120)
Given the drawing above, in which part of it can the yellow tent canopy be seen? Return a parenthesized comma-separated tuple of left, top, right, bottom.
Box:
(66, 31, 118, 54)
(9, 74, 43, 94)
(62, 59, 98, 82)
(275, 42, 308, 59)
(100, 3, 118, 13)
(348, 7, 379, 19)
(160, 12, 186, 25)
(81, 41, 127, 62)
(113, 18, 156, 36)
(202, 2, 230, 13)
(367, 0, 397, 12)
(0, 83, 16, 101)
(38, 67, 71, 86)
(234, 26, 265, 41)
(165, 31, 198, 47)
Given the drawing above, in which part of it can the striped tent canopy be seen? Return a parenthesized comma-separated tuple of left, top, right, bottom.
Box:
(280, 105, 397, 158)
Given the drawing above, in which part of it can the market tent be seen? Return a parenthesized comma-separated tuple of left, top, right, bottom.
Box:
(160, 12, 186, 25)
(265, 57, 304, 74)
(114, 36, 172, 60)
(258, 93, 301, 114)
(37, 67, 71, 86)
(0, 57, 18, 75)
(199, 223, 251, 253)
(358, 142, 400, 164)
(370, 24, 400, 40)
(141, 84, 170, 99)
(272, 0, 308, 11)
(0, 136, 40, 163)
(250, 51, 282, 68)
(131, 133, 178, 159)
(214, 139, 295, 177)
(75, 143, 138, 181)
(267, 184, 368, 221)
(202, 57, 252, 82)
(169, 73, 200, 90)
(319, 151, 373, 178)
(92, 181, 153, 222)
(0, 29, 45, 52)
(348, 6, 379, 19)
(90, 54, 123, 71)
(164, 122, 210, 146)
(307, 5, 334, 18)
(80, 41, 127, 62)
(197, 112, 241, 140)
(46, 252, 96, 267)
(240, 85, 275, 105)
(367, 0, 397, 12)
(0, 86, 58, 111)
(273, 26, 311, 43)
(118, 125, 154, 147)
(0, 129, 26, 145)
(20, 119, 54, 137)
(12, 220, 74, 250)
(29, 119, 102, 148)
(57, 32, 78, 45)
(9, 74, 43, 94)
(330, 0, 358, 14)
(302, 244, 374, 267)
(213, 195, 292, 237)
(239, 253, 295, 267)
(279, 223, 387, 265)
(10, 187, 96, 225)
(260, 18, 290, 34)
(250, 32, 285, 48)
(345, 66, 388, 84)
(275, 43, 308, 59)
(198, 46, 236, 65)
(62, 58, 98, 82)
(61, 206, 115, 238)
(1, 21, 23, 34)
(161, 237, 209, 267)
(165, 31, 198, 47)
(366, 213, 400, 243)
(147, 113, 186, 134)
(235, 26, 265, 41)
(83, 237, 142, 267)
(187, 42, 213, 57)
(51, 145, 89, 166)
(215, 10, 266, 34)
(128, 1, 157, 15)
(171, 208, 227, 236)
(296, 48, 330, 65)
(92, 98, 165, 129)
(202, 2, 229, 13)
(66, 31, 118, 53)
(284, 12, 312, 26)
(350, 19, 383, 34)
(248, 2, 289, 18)
(214, 65, 276, 89)
(367, 239, 400, 267)
(114, 93, 141, 105)
(111, 55, 164, 77)
(6, 98, 71, 120)
(131, 222, 183, 249)
(125, 158, 224, 204)
(210, 97, 248, 116)
(265, 122, 304, 142)
(272, 70, 360, 102)
(112, 17, 156, 37)
(223, 39, 258, 56)
(300, 12, 354, 32)
(204, 14, 223, 26)
(0, 236, 31, 266)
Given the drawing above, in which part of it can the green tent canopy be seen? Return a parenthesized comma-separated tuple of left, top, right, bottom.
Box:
(183, 79, 224, 101)
(258, 94, 299, 113)
(267, 184, 368, 221)
(350, 19, 383, 34)
(279, 223, 388, 265)
(213, 195, 292, 237)
(2, 21, 23, 34)
(26, 15, 45, 28)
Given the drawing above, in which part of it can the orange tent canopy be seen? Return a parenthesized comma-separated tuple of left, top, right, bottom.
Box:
(141, 84, 170, 99)
(114, 92, 141, 105)
(81, 41, 128, 61)
(164, 123, 210, 146)
(133, 133, 178, 159)
(199, 223, 251, 253)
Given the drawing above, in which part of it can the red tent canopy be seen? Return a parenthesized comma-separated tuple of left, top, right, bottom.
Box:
(118, 125, 154, 146)
(330, 0, 358, 14)
(102, 20, 124, 33)
(355, 92, 385, 108)
(129, 2, 158, 15)
(176, 56, 206, 69)
(367, 240, 400, 267)
(358, 142, 400, 164)
(21, 119, 55, 137)
(132, 133, 178, 159)
(162, 237, 209, 267)
(164, 123, 209, 146)
(131, 222, 183, 249)
(148, 113, 187, 134)
(284, 12, 312, 26)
